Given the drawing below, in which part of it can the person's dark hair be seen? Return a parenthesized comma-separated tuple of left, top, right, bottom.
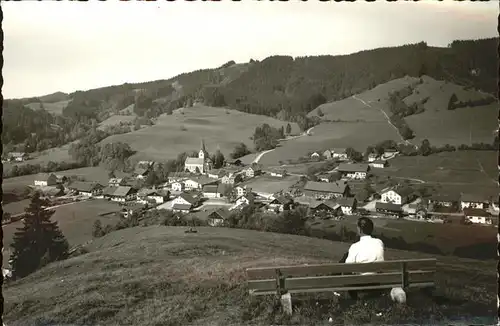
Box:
(357, 217, 374, 235)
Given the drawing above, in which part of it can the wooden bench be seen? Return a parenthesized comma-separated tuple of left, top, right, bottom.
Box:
(246, 258, 437, 315)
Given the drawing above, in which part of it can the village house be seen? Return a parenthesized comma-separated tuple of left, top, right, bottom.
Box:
(234, 185, 251, 199)
(380, 186, 414, 205)
(323, 150, 333, 160)
(302, 181, 349, 200)
(34, 173, 58, 187)
(267, 195, 294, 213)
(375, 202, 403, 218)
(309, 201, 342, 219)
(268, 167, 287, 178)
(171, 181, 185, 192)
(206, 208, 231, 227)
(460, 193, 490, 210)
(184, 140, 213, 174)
(221, 174, 237, 185)
(337, 163, 370, 180)
(202, 183, 223, 199)
(108, 178, 126, 187)
(171, 193, 199, 213)
(108, 186, 137, 202)
(168, 172, 192, 183)
(428, 194, 459, 208)
(317, 173, 331, 183)
(225, 159, 243, 167)
(9, 152, 29, 162)
(369, 160, 388, 169)
(244, 163, 263, 178)
(337, 197, 357, 215)
(207, 169, 227, 179)
(133, 168, 149, 180)
(136, 188, 169, 204)
(235, 192, 255, 207)
(463, 208, 494, 225)
(331, 148, 348, 161)
(185, 177, 218, 191)
(55, 175, 68, 184)
(367, 153, 379, 162)
(310, 152, 320, 160)
(68, 181, 105, 197)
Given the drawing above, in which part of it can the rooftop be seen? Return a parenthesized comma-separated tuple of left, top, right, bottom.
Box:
(376, 202, 402, 212)
(337, 163, 369, 173)
(303, 181, 347, 194)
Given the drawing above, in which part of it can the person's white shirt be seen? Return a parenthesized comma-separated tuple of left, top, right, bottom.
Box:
(345, 235, 385, 265)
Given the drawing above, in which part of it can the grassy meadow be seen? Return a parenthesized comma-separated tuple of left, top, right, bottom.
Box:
(100, 105, 301, 162)
(2, 199, 122, 266)
(240, 175, 300, 195)
(25, 99, 71, 115)
(3, 226, 496, 325)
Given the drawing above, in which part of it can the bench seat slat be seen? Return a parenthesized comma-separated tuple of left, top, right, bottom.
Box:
(246, 259, 436, 280)
(247, 271, 435, 293)
(249, 282, 435, 296)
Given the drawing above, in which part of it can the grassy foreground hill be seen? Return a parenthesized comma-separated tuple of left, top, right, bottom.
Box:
(3, 226, 496, 325)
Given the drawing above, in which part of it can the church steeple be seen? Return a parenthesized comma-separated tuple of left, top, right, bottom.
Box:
(198, 139, 208, 159)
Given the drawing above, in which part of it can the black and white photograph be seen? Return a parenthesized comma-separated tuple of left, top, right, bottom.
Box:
(1, 1, 498, 325)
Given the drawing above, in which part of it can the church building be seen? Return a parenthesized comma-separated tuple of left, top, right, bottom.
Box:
(184, 140, 213, 174)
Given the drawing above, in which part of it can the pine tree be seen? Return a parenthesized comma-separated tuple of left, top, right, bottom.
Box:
(10, 192, 69, 279)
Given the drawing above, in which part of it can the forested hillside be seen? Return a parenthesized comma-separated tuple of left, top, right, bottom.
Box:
(3, 38, 496, 153)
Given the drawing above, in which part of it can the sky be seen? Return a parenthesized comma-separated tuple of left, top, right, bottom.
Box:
(2, 0, 498, 99)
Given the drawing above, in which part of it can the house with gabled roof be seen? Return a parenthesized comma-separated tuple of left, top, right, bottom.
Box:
(303, 181, 349, 200)
(205, 208, 231, 227)
(108, 186, 137, 202)
(381, 186, 414, 205)
(267, 195, 294, 213)
(172, 192, 199, 206)
(337, 197, 357, 215)
(185, 177, 218, 191)
(108, 178, 126, 187)
(310, 152, 320, 160)
(9, 152, 29, 162)
(202, 183, 223, 199)
(171, 181, 185, 192)
(367, 153, 379, 162)
(309, 201, 342, 219)
(337, 163, 370, 180)
(331, 148, 348, 160)
(168, 172, 192, 183)
(207, 169, 227, 179)
(133, 167, 150, 180)
(463, 208, 494, 225)
(323, 150, 333, 160)
(429, 193, 459, 208)
(244, 163, 263, 178)
(369, 160, 388, 169)
(34, 173, 58, 187)
(68, 181, 105, 197)
(235, 192, 255, 207)
(136, 188, 169, 204)
(268, 167, 287, 178)
(225, 159, 243, 167)
(460, 193, 490, 210)
(375, 202, 403, 217)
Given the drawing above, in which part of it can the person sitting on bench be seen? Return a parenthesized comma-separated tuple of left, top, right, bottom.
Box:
(338, 217, 385, 299)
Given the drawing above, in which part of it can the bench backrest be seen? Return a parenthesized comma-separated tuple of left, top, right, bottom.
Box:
(246, 258, 437, 296)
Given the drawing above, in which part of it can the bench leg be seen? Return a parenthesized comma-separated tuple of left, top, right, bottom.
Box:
(280, 293, 293, 316)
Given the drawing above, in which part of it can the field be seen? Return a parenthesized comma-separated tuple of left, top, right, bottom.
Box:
(405, 103, 497, 146)
(310, 215, 497, 257)
(3, 226, 495, 325)
(240, 175, 300, 195)
(98, 114, 136, 130)
(100, 105, 301, 162)
(257, 121, 400, 166)
(373, 150, 497, 185)
(2, 199, 122, 266)
(25, 99, 71, 115)
(2, 166, 123, 193)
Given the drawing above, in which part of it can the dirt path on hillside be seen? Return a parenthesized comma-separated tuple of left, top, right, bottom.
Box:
(352, 94, 411, 145)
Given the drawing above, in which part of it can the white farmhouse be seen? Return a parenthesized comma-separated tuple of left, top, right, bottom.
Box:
(34, 173, 58, 187)
(380, 187, 414, 206)
(337, 163, 370, 180)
